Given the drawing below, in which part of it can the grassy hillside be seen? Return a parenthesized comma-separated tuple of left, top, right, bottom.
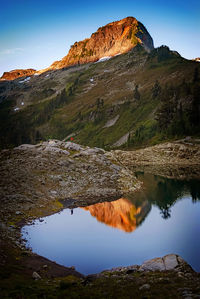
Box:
(0, 45, 199, 149)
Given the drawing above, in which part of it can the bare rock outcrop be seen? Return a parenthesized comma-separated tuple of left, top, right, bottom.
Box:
(1, 69, 36, 81)
(0, 140, 141, 225)
(49, 17, 154, 70)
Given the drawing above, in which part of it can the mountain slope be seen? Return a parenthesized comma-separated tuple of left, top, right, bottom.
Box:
(0, 20, 199, 149)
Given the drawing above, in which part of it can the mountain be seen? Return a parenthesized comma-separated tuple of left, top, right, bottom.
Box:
(0, 17, 199, 149)
(0, 17, 153, 80)
(48, 17, 154, 71)
(1, 69, 36, 81)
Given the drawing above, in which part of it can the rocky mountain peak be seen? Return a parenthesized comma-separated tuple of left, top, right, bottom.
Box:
(0, 17, 154, 79)
(48, 16, 154, 70)
(0, 68, 36, 81)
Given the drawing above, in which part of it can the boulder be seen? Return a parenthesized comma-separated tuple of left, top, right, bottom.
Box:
(32, 271, 41, 280)
(140, 257, 165, 271)
(163, 254, 178, 270)
(139, 254, 185, 271)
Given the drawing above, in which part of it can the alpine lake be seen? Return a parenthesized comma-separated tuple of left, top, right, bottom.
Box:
(21, 172, 200, 275)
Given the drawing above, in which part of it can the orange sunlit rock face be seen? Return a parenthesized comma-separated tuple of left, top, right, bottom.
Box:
(48, 17, 154, 71)
(84, 198, 151, 232)
(1, 69, 36, 81)
(1, 17, 154, 79)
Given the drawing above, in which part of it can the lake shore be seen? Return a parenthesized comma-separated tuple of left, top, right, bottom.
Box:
(0, 139, 200, 297)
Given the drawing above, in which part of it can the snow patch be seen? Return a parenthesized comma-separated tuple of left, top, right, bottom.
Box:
(21, 102, 24, 106)
(95, 56, 111, 63)
(19, 77, 30, 84)
(14, 107, 20, 112)
(90, 78, 94, 82)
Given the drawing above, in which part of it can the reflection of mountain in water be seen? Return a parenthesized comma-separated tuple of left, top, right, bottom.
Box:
(84, 198, 151, 232)
(82, 174, 200, 231)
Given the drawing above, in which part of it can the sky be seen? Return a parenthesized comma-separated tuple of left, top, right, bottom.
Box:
(0, 0, 200, 76)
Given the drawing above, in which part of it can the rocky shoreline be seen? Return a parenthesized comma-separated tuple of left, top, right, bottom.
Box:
(0, 140, 142, 293)
(0, 139, 141, 225)
(0, 139, 200, 298)
(107, 138, 200, 179)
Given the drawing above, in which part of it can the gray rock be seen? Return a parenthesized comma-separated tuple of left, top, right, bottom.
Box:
(47, 139, 63, 147)
(177, 271, 184, 278)
(32, 271, 41, 280)
(44, 146, 69, 155)
(139, 284, 150, 290)
(15, 211, 22, 215)
(139, 254, 184, 272)
(50, 190, 57, 195)
(163, 254, 178, 270)
(140, 257, 165, 271)
(15, 144, 36, 150)
(64, 142, 83, 151)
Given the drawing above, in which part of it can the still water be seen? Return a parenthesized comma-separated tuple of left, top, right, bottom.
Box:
(22, 173, 200, 275)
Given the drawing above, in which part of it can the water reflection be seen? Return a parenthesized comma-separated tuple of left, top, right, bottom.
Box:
(22, 173, 200, 274)
(134, 173, 200, 220)
(83, 198, 151, 232)
(82, 173, 200, 230)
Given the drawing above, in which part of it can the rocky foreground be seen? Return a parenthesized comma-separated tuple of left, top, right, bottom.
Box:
(108, 138, 200, 180)
(0, 139, 140, 225)
(0, 140, 141, 291)
(0, 139, 200, 298)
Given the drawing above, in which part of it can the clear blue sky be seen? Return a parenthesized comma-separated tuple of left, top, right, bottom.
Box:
(0, 0, 200, 76)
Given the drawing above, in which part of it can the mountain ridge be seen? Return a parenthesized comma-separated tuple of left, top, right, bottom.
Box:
(47, 16, 154, 71)
(1, 17, 153, 80)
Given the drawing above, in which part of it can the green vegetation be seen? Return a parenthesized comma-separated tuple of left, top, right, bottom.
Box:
(0, 45, 199, 150)
(1, 265, 199, 298)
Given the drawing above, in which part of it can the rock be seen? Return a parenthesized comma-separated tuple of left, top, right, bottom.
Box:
(177, 271, 184, 278)
(47, 17, 154, 71)
(103, 115, 120, 128)
(47, 140, 62, 147)
(140, 257, 165, 271)
(163, 254, 178, 270)
(1, 69, 36, 80)
(139, 284, 150, 290)
(15, 211, 22, 215)
(32, 271, 41, 280)
(15, 144, 36, 150)
(50, 190, 57, 195)
(64, 142, 83, 151)
(44, 146, 69, 155)
(113, 132, 130, 147)
(139, 254, 183, 272)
